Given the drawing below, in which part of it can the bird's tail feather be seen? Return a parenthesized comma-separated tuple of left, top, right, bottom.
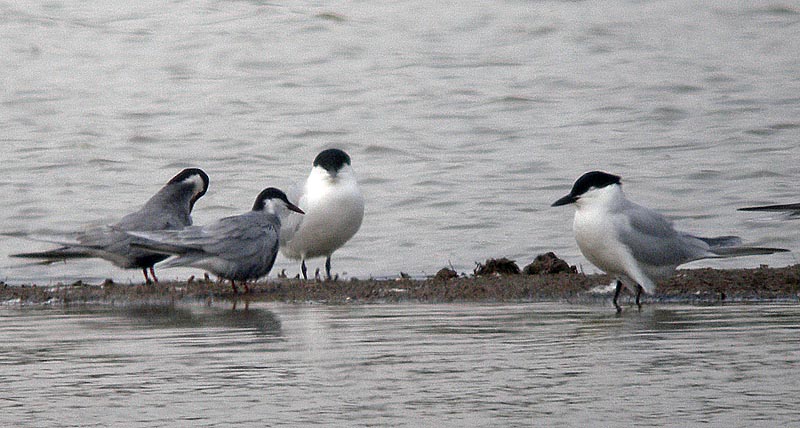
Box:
(4, 232, 107, 259)
(11, 247, 94, 261)
(711, 246, 790, 257)
(696, 235, 789, 257)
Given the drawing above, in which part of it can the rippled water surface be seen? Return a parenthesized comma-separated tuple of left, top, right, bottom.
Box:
(1, 302, 799, 426)
(1, 0, 799, 283)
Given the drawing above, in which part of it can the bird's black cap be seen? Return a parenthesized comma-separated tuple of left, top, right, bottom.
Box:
(169, 168, 209, 189)
(253, 187, 304, 214)
(313, 148, 351, 173)
(552, 171, 621, 206)
(169, 168, 210, 209)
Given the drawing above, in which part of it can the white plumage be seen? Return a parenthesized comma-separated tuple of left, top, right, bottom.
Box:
(280, 148, 364, 280)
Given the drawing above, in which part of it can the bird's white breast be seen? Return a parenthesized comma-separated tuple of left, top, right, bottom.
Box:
(573, 205, 628, 277)
(282, 166, 364, 259)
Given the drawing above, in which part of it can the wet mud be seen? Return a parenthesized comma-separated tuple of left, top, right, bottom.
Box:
(2, 255, 799, 307)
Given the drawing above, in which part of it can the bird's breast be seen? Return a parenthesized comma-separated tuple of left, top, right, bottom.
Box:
(573, 209, 629, 276)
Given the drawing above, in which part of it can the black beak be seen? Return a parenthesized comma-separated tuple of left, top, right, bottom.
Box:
(551, 194, 577, 207)
(286, 202, 305, 214)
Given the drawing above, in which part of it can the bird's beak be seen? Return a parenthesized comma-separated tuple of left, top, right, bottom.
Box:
(551, 194, 577, 207)
(287, 202, 305, 214)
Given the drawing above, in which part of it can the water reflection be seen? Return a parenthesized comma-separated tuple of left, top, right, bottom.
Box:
(81, 302, 283, 337)
(1, 303, 800, 426)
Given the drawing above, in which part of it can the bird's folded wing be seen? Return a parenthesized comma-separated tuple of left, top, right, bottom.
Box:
(616, 201, 707, 267)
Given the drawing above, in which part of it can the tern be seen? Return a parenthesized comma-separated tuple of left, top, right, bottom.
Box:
(280, 148, 364, 280)
(11, 168, 209, 283)
(129, 187, 304, 293)
(552, 171, 789, 311)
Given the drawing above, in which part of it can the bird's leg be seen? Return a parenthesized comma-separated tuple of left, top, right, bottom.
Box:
(142, 268, 153, 285)
(230, 280, 239, 294)
(325, 256, 332, 281)
(149, 267, 159, 283)
(635, 285, 643, 310)
(613, 280, 623, 313)
(243, 282, 251, 294)
(301, 259, 308, 280)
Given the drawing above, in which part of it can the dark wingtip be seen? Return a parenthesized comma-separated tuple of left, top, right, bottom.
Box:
(738, 203, 800, 213)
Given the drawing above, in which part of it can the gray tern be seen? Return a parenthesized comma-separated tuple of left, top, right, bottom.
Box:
(11, 168, 209, 283)
(279, 148, 364, 280)
(130, 187, 304, 293)
(552, 171, 789, 311)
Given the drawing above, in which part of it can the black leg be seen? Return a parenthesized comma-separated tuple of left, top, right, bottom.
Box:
(613, 280, 623, 313)
(635, 285, 643, 310)
(149, 266, 159, 283)
(301, 259, 308, 280)
(142, 268, 152, 285)
(325, 256, 332, 281)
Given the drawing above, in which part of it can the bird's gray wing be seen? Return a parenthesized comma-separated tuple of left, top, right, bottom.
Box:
(76, 226, 131, 249)
(115, 208, 172, 231)
(128, 226, 208, 255)
(134, 213, 277, 262)
(114, 173, 202, 232)
(74, 222, 177, 268)
(114, 200, 188, 232)
(77, 226, 160, 266)
(199, 214, 277, 262)
(615, 200, 709, 267)
(166, 213, 280, 278)
(12, 227, 145, 268)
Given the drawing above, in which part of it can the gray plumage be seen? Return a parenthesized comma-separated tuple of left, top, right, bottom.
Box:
(612, 198, 747, 269)
(129, 187, 303, 293)
(11, 168, 210, 283)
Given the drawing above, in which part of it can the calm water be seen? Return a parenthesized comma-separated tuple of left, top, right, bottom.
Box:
(0, 302, 798, 426)
(0, 0, 798, 284)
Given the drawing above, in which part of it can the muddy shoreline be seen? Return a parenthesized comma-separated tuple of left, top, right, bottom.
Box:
(3, 263, 799, 307)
